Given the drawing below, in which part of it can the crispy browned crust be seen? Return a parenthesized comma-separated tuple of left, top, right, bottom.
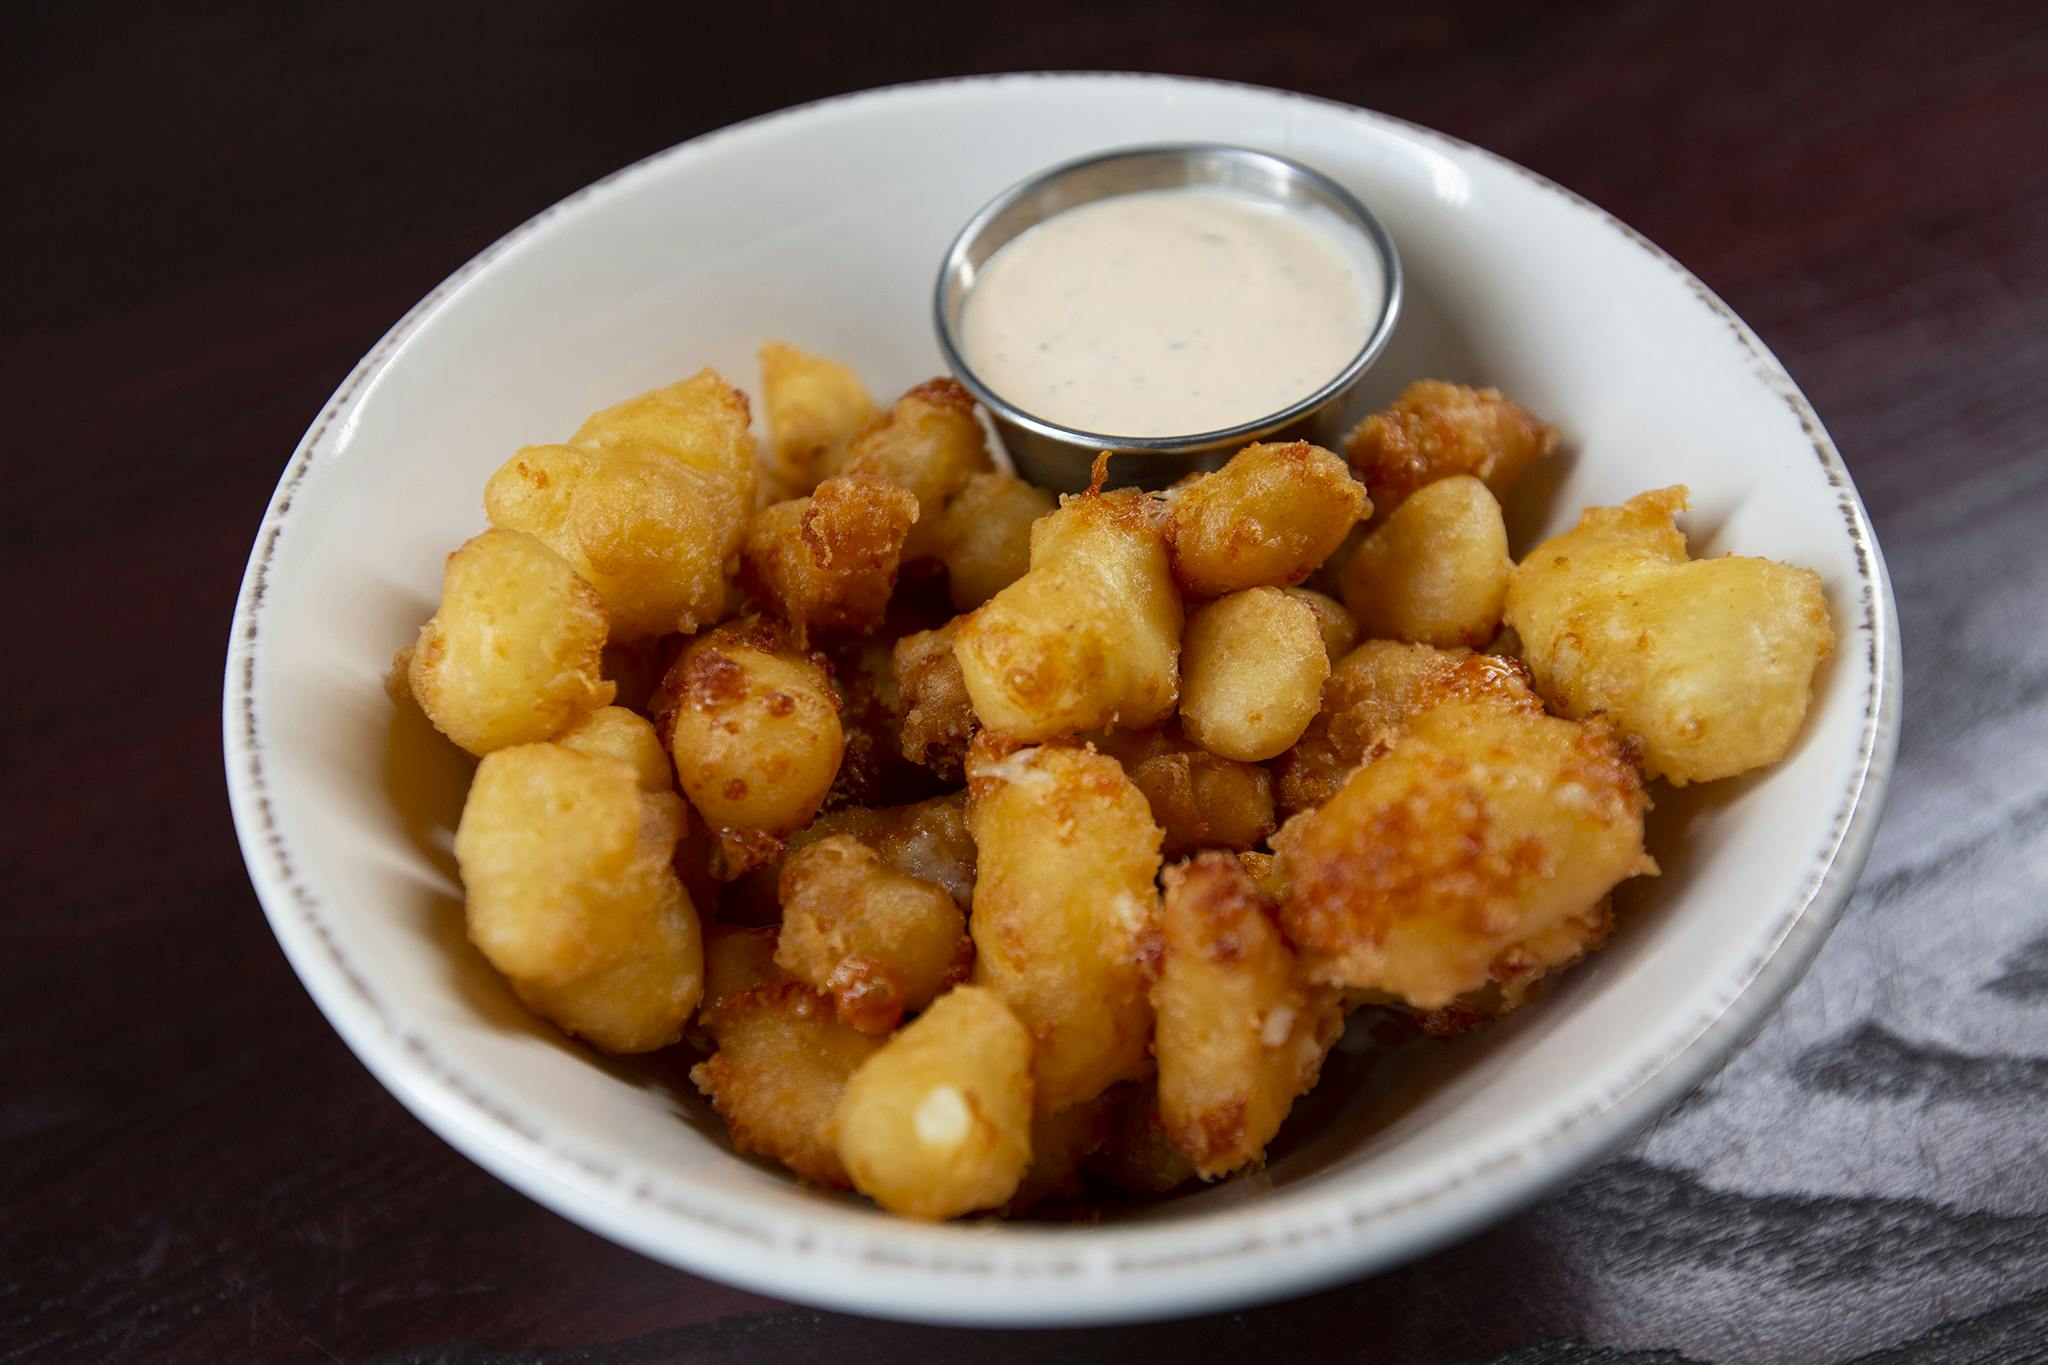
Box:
(1152, 853, 1341, 1178)
(802, 477, 914, 567)
(961, 730, 1102, 807)
(840, 377, 978, 458)
(1179, 1099, 1248, 1173)
(1285, 757, 1514, 958)
(1088, 451, 1113, 493)
(1159, 851, 1275, 964)
(737, 476, 919, 638)
(1092, 483, 1160, 531)
(1276, 706, 1648, 995)
(1494, 891, 1617, 1006)
(905, 375, 976, 414)
(1437, 651, 1539, 706)
(688, 980, 870, 1188)
(1342, 380, 1558, 522)
(1268, 714, 1359, 819)
(808, 633, 929, 812)
(711, 824, 786, 881)
(654, 614, 846, 855)
(1162, 441, 1369, 597)
(893, 620, 976, 782)
(1098, 728, 1276, 857)
(1047, 480, 1159, 536)
(822, 954, 907, 1035)
(728, 790, 979, 923)
(656, 615, 800, 694)
(680, 648, 749, 708)
(1235, 850, 1286, 901)
(717, 378, 753, 427)
(1411, 1001, 1490, 1038)
(775, 831, 973, 1033)
(1271, 649, 1539, 817)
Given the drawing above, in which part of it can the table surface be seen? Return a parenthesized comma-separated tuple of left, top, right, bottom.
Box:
(8, 1, 2046, 1360)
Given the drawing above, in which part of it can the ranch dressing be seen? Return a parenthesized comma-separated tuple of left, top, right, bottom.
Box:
(960, 185, 1382, 438)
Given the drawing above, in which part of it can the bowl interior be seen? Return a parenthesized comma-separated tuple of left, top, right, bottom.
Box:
(228, 74, 1889, 1324)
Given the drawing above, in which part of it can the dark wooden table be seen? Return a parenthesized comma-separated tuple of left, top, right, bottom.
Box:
(8, 1, 2045, 1359)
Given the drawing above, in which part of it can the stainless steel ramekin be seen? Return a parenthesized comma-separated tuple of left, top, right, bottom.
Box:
(934, 143, 1402, 492)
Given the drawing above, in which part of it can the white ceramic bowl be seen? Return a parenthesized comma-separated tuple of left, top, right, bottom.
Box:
(223, 73, 1899, 1326)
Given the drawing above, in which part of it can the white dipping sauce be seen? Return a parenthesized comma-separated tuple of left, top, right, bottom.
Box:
(959, 185, 1383, 438)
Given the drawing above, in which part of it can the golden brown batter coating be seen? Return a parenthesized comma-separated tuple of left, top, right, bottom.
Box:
(1275, 697, 1654, 1009)
(1343, 379, 1556, 524)
(1505, 485, 1835, 784)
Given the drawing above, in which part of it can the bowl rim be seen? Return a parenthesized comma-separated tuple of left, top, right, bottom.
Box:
(221, 71, 1901, 1326)
(931, 141, 1405, 449)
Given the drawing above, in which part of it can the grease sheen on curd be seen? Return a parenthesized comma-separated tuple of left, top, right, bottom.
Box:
(959, 186, 1383, 439)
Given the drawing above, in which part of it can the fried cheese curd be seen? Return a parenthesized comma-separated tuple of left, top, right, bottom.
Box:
(774, 835, 972, 1034)
(1342, 379, 1558, 522)
(1164, 440, 1369, 597)
(454, 742, 702, 1053)
(555, 705, 672, 792)
(690, 925, 882, 1188)
(757, 341, 877, 503)
(1504, 485, 1835, 784)
(832, 985, 1035, 1219)
(1179, 587, 1331, 762)
(810, 630, 909, 812)
(754, 373, 1033, 620)
(841, 377, 994, 560)
(1351, 894, 1619, 1038)
(795, 792, 977, 908)
(1090, 726, 1276, 858)
(1274, 688, 1655, 1010)
(953, 481, 1182, 740)
(657, 618, 844, 873)
(893, 618, 976, 782)
(1270, 641, 1531, 817)
(739, 474, 920, 636)
(484, 369, 755, 639)
(1282, 586, 1360, 661)
(800, 574, 955, 809)
(406, 529, 615, 756)
(723, 791, 978, 926)
(1153, 854, 1343, 1178)
(933, 470, 1057, 610)
(1339, 473, 1512, 648)
(401, 351, 1841, 1222)
(966, 735, 1163, 1113)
